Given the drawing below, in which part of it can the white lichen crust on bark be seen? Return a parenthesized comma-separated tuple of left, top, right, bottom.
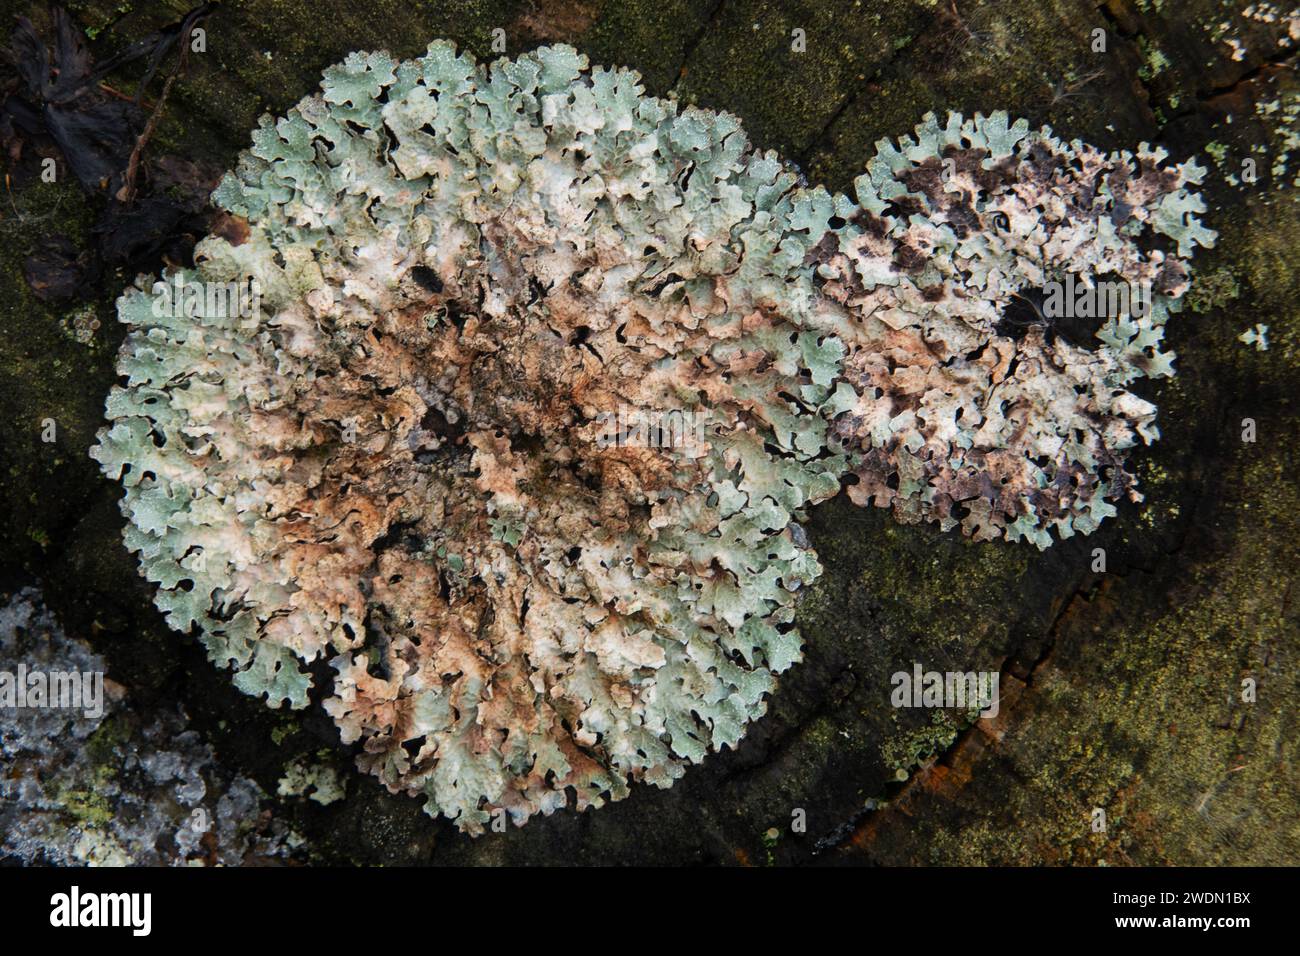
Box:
(91, 42, 1212, 832)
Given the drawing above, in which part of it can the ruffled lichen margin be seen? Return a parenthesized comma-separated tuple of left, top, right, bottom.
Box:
(91, 41, 1213, 833)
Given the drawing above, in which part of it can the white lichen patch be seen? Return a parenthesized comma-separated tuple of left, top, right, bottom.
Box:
(92, 42, 1213, 832)
(278, 756, 345, 805)
(0, 589, 299, 865)
(1240, 323, 1270, 351)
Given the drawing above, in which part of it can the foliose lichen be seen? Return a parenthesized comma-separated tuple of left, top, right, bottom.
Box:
(91, 41, 1213, 832)
(277, 755, 346, 806)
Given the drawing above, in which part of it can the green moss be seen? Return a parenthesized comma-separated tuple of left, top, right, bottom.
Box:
(674, 0, 926, 160)
(572, 0, 715, 96)
(881, 709, 966, 780)
(1184, 266, 1241, 314)
(1136, 37, 1170, 82)
(83, 713, 132, 766)
(270, 722, 295, 746)
(54, 765, 118, 827)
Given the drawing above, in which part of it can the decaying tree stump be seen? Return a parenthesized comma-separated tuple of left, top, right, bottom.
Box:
(0, 0, 1295, 865)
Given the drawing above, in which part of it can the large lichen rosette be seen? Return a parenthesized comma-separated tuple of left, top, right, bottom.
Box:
(92, 42, 1212, 832)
